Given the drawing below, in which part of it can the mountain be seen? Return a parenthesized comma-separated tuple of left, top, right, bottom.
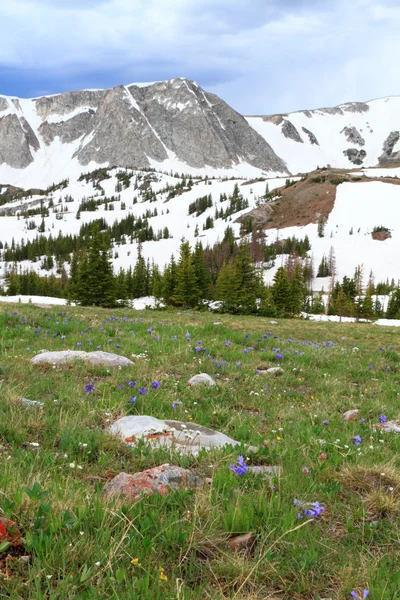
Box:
(0, 77, 287, 188)
(247, 96, 400, 174)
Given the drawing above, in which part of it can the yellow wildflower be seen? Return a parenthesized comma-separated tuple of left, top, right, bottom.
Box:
(131, 558, 142, 567)
(159, 567, 168, 581)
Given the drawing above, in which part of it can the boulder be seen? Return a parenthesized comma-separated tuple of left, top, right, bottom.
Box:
(103, 464, 204, 501)
(343, 409, 360, 421)
(110, 415, 242, 456)
(188, 373, 216, 386)
(31, 350, 133, 367)
(259, 367, 284, 375)
(375, 420, 400, 433)
(21, 398, 44, 408)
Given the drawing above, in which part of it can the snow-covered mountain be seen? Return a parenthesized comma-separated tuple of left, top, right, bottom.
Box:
(0, 77, 287, 188)
(248, 96, 400, 174)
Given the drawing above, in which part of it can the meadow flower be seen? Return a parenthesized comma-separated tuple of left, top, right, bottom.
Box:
(84, 383, 95, 393)
(128, 381, 136, 388)
(353, 435, 362, 446)
(275, 352, 284, 360)
(323, 420, 329, 425)
(159, 567, 168, 581)
(129, 396, 137, 404)
(76, 342, 82, 347)
(350, 591, 369, 599)
(295, 499, 325, 519)
(229, 456, 248, 476)
(139, 387, 148, 395)
(131, 558, 141, 566)
(379, 414, 387, 424)
(151, 380, 160, 389)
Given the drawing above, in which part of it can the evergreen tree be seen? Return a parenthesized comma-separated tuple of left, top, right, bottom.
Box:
(175, 240, 200, 307)
(272, 267, 290, 315)
(233, 242, 260, 313)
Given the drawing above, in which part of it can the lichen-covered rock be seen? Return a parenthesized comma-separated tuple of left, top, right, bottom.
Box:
(343, 409, 360, 421)
(343, 148, 367, 165)
(341, 126, 365, 146)
(21, 398, 44, 408)
(31, 350, 133, 366)
(110, 415, 242, 456)
(281, 120, 303, 143)
(188, 373, 216, 387)
(302, 127, 319, 146)
(103, 464, 204, 502)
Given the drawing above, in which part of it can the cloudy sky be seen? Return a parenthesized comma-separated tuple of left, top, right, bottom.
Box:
(0, 0, 398, 114)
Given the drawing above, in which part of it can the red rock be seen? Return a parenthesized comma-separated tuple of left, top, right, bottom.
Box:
(103, 464, 204, 502)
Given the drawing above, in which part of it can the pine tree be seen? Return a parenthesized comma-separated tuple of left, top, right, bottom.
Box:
(272, 267, 290, 315)
(132, 242, 147, 298)
(175, 240, 200, 307)
(192, 241, 210, 300)
(233, 242, 260, 313)
(214, 261, 240, 312)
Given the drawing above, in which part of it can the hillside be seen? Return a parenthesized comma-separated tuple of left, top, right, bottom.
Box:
(248, 96, 400, 174)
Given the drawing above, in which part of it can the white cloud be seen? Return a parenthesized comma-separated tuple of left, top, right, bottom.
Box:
(0, 0, 398, 113)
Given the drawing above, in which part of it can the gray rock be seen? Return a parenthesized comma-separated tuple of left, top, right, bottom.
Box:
(281, 120, 303, 143)
(260, 367, 284, 375)
(343, 148, 367, 165)
(21, 398, 44, 408)
(378, 420, 400, 433)
(341, 126, 365, 146)
(31, 350, 133, 366)
(0, 114, 39, 168)
(379, 131, 400, 166)
(109, 415, 242, 456)
(103, 464, 204, 502)
(343, 409, 360, 421)
(302, 127, 319, 146)
(247, 465, 281, 478)
(188, 373, 216, 387)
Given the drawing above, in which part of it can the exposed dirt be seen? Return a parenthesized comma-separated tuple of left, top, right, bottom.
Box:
(371, 229, 392, 241)
(236, 168, 400, 231)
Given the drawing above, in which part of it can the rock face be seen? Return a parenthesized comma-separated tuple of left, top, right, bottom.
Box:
(379, 131, 400, 166)
(343, 148, 367, 165)
(0, 78, 288, 176)
(341, 126, 365, 146)
(103, 464, 204, 502)
(302, 127, 319, 145)
(281, 120, 303, 143)
(31, 350, 133, 366)
(109, 415, 242, 456)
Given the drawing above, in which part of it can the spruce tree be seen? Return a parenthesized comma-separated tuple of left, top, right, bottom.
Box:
(272, 267, 290, 315)
(175, 240, 200, 307)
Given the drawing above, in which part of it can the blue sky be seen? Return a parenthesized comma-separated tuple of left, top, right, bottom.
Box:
(0, 0, 399, 114)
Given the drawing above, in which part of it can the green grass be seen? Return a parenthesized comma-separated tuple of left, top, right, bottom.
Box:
(1, 305, 400, 599)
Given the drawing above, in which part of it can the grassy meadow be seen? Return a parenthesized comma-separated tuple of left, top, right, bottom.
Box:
(0, 305, 400, 599)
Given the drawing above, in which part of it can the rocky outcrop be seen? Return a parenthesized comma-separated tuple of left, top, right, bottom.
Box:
(341, 126, 365, 146)
(0, 114, 39, 168)
(302, 127, 319, 145)
(343, 148, 367, 165)
(379, 131, 400, 166)
(31, 350, 134, 366)
(281, 120, 303, 143)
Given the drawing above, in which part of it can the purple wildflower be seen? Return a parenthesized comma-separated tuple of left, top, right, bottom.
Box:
(139, 387, 148, 396)
(350, 591, 369, 599)
(84, 383, 95, 393)
(77, 342, 82, 347)
(147, 327, 154, 334)
(229, 456, 248, 476)
(128, 381, 136, 388)
(172, 402, 177, 409)
(115, 343, 121, 349)
(379, 414, 387, 424)
(353, 435, 362, 446)
(236, 361, 242, 367)
(275, 352, 284, 360)
(151, 381, 160, 390)
(129, 396, 137, 404)
(35, 327, 41, 333)
(323, 420, 329, 425)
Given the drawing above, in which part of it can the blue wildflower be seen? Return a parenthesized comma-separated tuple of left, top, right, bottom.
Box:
(139, 387, 148, 396)
(151, 381, 160, 390)
(353, 435, 362, 446)
(84, 383, 95, 393)
(379, 414, 387, 424)
(128, 381, 136, 388)
(229, 456, 248, 476)
(129, 396, 137, 404)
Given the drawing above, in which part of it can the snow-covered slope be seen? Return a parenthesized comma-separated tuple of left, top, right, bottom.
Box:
(248, 96, 400, 174)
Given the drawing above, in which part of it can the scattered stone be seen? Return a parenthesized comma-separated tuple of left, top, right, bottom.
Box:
(227, 532, 257, 551)
(188, 373, 216, 387)
(247, 466, 281, 478)
(31, 350, 133, 367)
(375, 420, 400, 433)
(110, 415, 243, 456)
(269, 321, 278, 325)
(103, 464, 204, 502)
(343, 409, 360, 421)
(213, 322, 223, 325)
(259, 367, 284, 375)
(21, 398, 44, 408)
